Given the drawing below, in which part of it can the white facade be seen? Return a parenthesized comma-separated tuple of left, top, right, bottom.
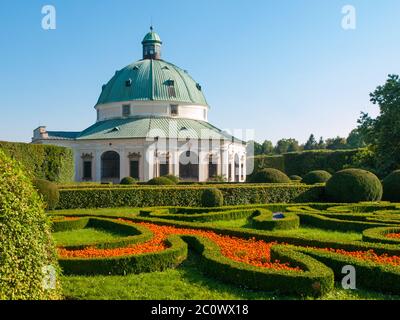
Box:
(33, 132, 247, 183)
(31, 29, 247, 183)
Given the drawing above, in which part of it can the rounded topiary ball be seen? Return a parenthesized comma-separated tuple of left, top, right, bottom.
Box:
(161, 175, 179, 184)
(0, 150, 61, 299)
(302, 170, 332, 185)
(382, 170, 400, 202)
(32, 179, 60, 210)
(147, 177, 176, 185)
(251, 168, 291, 183)
(120, 177, 137, 185)
(290, 175, 302, 181)
(325, 169, 383, 203)
(201, 188, 224, 207)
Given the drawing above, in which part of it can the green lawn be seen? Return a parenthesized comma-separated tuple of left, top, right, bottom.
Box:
(206, 218, 362, 242)
(54, 228, 127, 247)
(62, 253, 399, 300)
(53, 206, 397, 300)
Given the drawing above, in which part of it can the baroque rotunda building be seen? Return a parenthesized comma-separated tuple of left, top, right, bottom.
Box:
(32, 29, 247, 183)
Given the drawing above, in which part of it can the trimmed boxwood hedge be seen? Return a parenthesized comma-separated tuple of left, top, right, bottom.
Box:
(52, 217, 153, 249)
(59, 235, 188, 275)
(325, 169, 383, 203)
(183, 235, 334, 297)
(297, 246, 400, 295)
(251, 210, 300, 230)
(57, 184, 324, 209)
(382, 170, 400, 202)
(251, 149, 363, 177)
(0, 149, 62, 300)
(301, 170, 332, 185)
(139, 208, 257, 223)
(0, 141, 74, 183)
(362, 227, 400, 245)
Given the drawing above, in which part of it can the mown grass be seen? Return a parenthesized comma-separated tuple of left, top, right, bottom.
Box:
(62, 253, 399, 300)
(54, 228, 127, 247)
(55, 206, 397, 300)
(206, 218, 362, 242)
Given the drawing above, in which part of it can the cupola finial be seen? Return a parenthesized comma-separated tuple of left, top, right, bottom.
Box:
(142, 28, 162, 60)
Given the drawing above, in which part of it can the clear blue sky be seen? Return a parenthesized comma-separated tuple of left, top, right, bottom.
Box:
(1, 0, 399, 144)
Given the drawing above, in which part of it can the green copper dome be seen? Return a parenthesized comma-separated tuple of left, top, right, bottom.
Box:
(97, 59, 208, 106)
(142, 31, 162, 44)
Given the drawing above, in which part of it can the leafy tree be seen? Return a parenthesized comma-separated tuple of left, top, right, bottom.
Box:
(261, 140, 274, 155)
(317, 137, 326, 149)
(304, 134, 318, 150)
(347, 128, 366, 148)
(326, 136, 348, 150)
(274, 138, 300, 154)
(247, 140, 263, 156)
(358, 74, 400, 174)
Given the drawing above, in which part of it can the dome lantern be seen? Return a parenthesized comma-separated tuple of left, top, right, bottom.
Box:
(142, 26, 162, 60)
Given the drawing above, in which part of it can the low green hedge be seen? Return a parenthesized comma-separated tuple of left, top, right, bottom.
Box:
(296, 212, 394, 232)
(139, 208, 256, 223)
(59, 235, 188, 275)
(52, 217, 153, 249)
(57, 184, 324, 209)
(183, 235, 334, 297)
(251, 210, 300, 230)
(297, 246, 400, 295)
(74, 213, 400, 256)
(362, 227, 400, 245)
(51, 217, 90, 232)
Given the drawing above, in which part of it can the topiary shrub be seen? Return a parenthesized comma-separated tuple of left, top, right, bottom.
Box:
(161, 175, 179, 184)
(325, 169, 383, 203)
(0, 150, 62, 299)
(32, 179, 60, 210)
(147, 177, 176, 185)
(302, 170, 332, 185)
(382, 170, 400, 202)
(250, 168, 291, 184)
(201, 188, 224, 207)
(290, 175, 302, 181)
(120, 177, 138, 185)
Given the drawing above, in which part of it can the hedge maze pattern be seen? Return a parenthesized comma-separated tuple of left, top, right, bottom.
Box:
(52, 203, 400, 297)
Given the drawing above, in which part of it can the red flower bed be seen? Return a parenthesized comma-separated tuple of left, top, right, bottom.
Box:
(58, 220, 300, 272)
(313, 247, 400, 268)
(57, 218, 400, 270)
(386, 233, 400, 240)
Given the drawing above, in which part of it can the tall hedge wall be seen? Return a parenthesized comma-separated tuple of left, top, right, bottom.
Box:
(250, 149, 363, 177)
(0, 141, 74, 183)
(57, 184, 324, 209)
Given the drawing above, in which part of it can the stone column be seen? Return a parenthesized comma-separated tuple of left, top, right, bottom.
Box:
(95, 149, 102, 182)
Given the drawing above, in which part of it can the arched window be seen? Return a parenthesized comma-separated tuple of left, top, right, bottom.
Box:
(234, 154, 240, 182)
(101, 151, 120, 180)
(179, 151, 199, 181)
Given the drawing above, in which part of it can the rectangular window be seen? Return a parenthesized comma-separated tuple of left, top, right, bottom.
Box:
(130, 160, 139, 179)
(160, 157, 170, 176)
(122, 104, 131, 117)
(83, 161, 92, 180)
(168, 86, 176, 98)
(170, 104, 179, 116)
(208, 161, 217, 179)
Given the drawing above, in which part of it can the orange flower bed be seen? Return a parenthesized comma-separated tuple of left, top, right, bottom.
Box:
(58, 219, 300, 272)
(386, 233, 400, 240)
(314, 247, 400, 268)
(57, 218, 400, 271)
